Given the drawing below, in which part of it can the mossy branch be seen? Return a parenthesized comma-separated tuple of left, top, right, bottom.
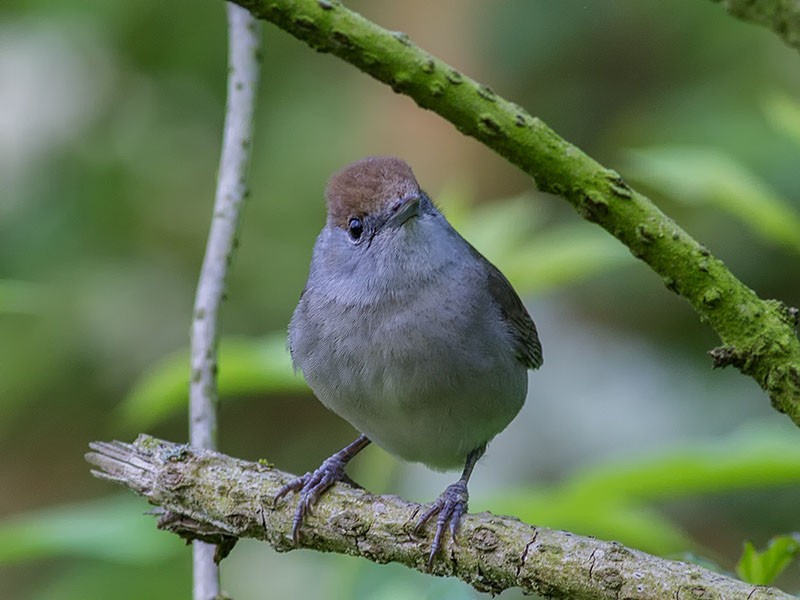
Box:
(86, 435, 792, 600)
(231, 0, 800, 424)
(709, 0, 800, 52)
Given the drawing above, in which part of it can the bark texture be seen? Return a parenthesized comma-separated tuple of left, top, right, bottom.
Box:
(86, 436, 793, 600)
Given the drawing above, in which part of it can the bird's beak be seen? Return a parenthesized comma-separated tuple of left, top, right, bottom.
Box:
(387, 195, 421, 227)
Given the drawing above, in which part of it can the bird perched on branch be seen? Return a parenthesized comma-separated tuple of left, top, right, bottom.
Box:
(275, 156, 542, 565)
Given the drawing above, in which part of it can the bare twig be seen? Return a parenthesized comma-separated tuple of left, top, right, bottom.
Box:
(189, 4, 261, 598)
(86, 436, 793, 600)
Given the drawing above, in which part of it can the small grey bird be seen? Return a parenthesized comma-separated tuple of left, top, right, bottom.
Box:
(275, 156, 542, 564)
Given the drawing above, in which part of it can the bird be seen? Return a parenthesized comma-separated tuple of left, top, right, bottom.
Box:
(274, 156, 542, 565)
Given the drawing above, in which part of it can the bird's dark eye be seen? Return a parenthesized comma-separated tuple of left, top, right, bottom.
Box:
(347, 217, 363, 242)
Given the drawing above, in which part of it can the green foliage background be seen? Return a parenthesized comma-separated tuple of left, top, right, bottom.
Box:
(1, 1, 800, 598)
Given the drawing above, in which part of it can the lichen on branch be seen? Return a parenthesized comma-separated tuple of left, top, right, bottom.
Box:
(231, 0, 800, 424)
(85, 435, 792, 600)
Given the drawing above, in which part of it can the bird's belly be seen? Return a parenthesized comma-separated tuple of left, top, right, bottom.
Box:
(304, 339, 527, 470)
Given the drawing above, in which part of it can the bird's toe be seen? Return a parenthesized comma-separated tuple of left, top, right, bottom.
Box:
(415, 480, 469, 567)
(271, 456, 353, 544)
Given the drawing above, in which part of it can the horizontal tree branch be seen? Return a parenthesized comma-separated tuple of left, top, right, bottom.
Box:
(229, 0, 800, 425)
(86, 435, 792, 600)
(709, 0, 800, 52)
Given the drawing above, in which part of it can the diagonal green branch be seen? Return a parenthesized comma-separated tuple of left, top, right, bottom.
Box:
(709, 0, 800, 53)
(86, 435, 794, 600)
(232, 0, 800, 422)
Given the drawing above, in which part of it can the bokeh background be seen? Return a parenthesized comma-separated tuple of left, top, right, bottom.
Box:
(3, 0, 800, 598)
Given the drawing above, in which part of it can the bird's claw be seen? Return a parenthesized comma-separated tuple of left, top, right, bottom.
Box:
(272, 455, 350, 544)
(414, 479, 469, 567)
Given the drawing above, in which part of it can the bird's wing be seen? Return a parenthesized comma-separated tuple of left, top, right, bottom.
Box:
(287, 284, 308, 365)
(474, 251, 543, 371)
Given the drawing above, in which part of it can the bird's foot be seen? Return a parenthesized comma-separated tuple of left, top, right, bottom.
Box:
(414, 479, 469, 567)
(273, 454, 356, 544)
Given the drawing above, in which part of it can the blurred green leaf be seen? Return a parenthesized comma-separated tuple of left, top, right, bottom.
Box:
(501, 223, 631, 294)
(118, 333, 305, 429)
(762, 90, 800, 147)
(482, 491, 694, 556)
(0, 495, 179, 565)
(443, 187, 631, 294)
(563, 425, 800, 503)
(0, 279, 47, 315)
(30, 560, 190, 600)
(736, 534, 800, 585)
(451, 192, 545, 258)
(484, 426, 800, 556)
(626, 146, 800, 254)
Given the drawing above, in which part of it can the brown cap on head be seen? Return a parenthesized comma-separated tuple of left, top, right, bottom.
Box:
(325, 156, 419, 229)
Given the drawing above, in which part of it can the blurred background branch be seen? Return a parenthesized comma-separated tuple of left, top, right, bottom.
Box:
(709, 0, 800, 52)
(85, 435, 795, 600)
(188, 4, 260, 598)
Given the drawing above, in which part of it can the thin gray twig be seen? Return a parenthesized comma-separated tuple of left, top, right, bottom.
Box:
(189, 4, 261, 599)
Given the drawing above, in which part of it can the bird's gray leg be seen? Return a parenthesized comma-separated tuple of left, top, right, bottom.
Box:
(273, 434, 371, 544)
(414, 444, 486, 566)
